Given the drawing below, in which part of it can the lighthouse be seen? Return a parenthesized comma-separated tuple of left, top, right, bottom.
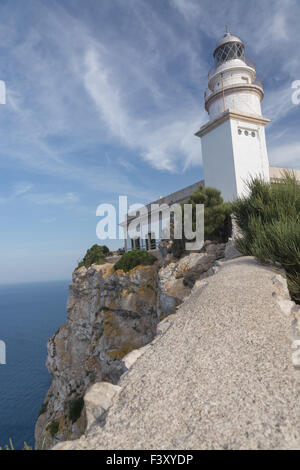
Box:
(196, 28, 270, 201)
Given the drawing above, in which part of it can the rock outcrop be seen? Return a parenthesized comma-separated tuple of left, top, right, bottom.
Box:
(35, 243, 225, 449)
(52, 257, 300, 451)
(35, 262, 159, 449)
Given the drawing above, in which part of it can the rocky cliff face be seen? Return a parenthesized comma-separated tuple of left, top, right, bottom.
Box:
(35, 242, 225, 449)
(53, 257, 300, 451)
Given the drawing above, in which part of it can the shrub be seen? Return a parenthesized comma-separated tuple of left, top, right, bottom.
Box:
(68, 397, 84, 423)
(77, 244, 110, 268)
(114, 250, 157, 272)
(171, 185, 232, 258)
(48, 420, 59, 437)
(232, 173, 300, 303)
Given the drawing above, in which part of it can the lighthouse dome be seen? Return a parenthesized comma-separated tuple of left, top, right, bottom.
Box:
(213, 29, 245, 66)
(215, 31, 243, 49)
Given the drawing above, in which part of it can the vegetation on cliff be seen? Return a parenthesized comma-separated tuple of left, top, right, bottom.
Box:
(232, 173, 300, 303)
(68, 397, 85, 424)
(114, 250, 157, 273)
(172, 185, 232, 258)
(0, 439, 32, 450)
(77, 244, 110, 268)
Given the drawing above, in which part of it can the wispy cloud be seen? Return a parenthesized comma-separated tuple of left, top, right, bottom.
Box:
(82, 45, 205, 172)
(1, 0, 298, 189)
(13, 183, 33, 197)
(0, 182, 33, 204)
(24, 191, 79, 205)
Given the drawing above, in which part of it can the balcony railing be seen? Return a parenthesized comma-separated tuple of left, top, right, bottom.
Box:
(252, 77, 263, 89)
(204, 88, 212, 100)
(204, 77, 263, 103)
(208, 57, 256, 80)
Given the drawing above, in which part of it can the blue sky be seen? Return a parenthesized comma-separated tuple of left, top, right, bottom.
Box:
(0, 0, 299, 284)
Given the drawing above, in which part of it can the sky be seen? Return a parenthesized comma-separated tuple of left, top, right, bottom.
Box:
(0, 0, 299, 284)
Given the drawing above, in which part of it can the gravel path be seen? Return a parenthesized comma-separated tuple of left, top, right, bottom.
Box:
(59, 257, 300, 450)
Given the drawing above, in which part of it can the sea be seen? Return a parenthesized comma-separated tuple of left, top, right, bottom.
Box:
(0, 280, 69, 449)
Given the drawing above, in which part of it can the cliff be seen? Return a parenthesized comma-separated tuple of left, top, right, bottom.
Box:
(53, 257, 300, 450)
(35, 242, 225, 449)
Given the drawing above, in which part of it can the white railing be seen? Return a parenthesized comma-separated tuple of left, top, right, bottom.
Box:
(252, 77, 263, 89)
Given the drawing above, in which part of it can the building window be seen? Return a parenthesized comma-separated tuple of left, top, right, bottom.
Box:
(239, 127, 256, 137)
(214, 42, 245, 66)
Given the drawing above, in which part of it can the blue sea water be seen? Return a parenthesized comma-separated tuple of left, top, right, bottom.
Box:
(0, 280, 69, 449)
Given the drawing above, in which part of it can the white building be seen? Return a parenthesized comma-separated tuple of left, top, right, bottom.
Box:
(196, 27, 270, 201)
(120, 180, 203, 252)
(121, 29, 299, 252)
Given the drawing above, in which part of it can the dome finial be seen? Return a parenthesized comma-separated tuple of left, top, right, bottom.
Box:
(225, 24, 230, 35)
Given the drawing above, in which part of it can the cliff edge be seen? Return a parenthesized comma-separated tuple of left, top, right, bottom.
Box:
(35, 242, 225, 449)
(54, 257, 300, 450)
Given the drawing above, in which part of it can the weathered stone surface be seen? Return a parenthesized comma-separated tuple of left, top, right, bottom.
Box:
(157, 245, 225, 315)
(54, 257, 300, 450)
(36, 242, 227, 449)
(192, 279, 209, 292)
(203, 240, 226, 259)
(224, 238, 242, 260)
(156, 314, 176, 335)
(182, 254, 215, 287)
(35, 262, 159, 449)
(84, 382, 121, 431)
(156, 320, 171, 335)
(292, 349, 300, 368)
(122, 345, 151, 370)
(158, 263, 189, 316)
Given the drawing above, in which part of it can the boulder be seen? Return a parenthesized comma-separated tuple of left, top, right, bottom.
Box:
(84, 382, 121, 431)
(224, 239, 242, 260)
(122, 345, 151, 370)
(182, 254, 215, 288)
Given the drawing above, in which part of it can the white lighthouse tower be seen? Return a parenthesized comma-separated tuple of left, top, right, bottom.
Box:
(196, 28, 270, 201)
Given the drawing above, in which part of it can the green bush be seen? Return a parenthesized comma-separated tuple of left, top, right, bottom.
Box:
(189, 185, 232, 241)
(232, 173, 300, 303)
(77, 244, 110, 268)
(68, 397, 84, 424)
(171, 185, 232, 258)
(114, 250, 157, 272)
(48, 420, 59, 437)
